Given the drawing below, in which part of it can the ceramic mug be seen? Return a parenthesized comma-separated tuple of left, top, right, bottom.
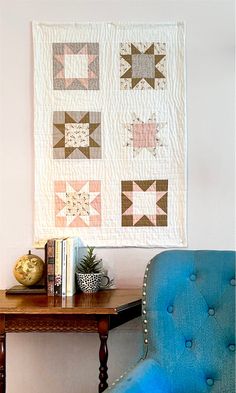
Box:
(76, 272, 112, 293)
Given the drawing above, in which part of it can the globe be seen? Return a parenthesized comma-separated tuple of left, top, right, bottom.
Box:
(13, 250, 45, 287)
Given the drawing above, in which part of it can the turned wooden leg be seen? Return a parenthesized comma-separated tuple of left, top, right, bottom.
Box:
(0, 317, 5, 393)
(98, 316, 109, 393)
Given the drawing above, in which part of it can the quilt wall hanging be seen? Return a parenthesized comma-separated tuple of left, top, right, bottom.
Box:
(33, 22, 186, 248)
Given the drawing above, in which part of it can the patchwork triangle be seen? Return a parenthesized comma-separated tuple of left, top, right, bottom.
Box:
(134, 215, 155, 226)
(90, 195, 101, 214)
(131, 44, 141, 54)
(135, 180, 155, 191)
(145, 44, 154, 54)
(89, 123, 99, 134)
(157, 193, 167, 214)
(54, 124, 65, 134)
(65, 112, 77, 124)
(79, 147, 90, 159)
(54, 137, 65, 149)
(80, 113, 90, 123)
(89, 138, 100, 148)
(65, 147, 76, 158)
(122, 193, 133, 214)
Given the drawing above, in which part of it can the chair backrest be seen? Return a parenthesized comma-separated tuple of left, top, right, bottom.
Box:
(144, 250, 235, 393)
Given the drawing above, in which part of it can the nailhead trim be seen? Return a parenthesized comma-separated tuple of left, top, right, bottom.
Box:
(142, 262, 151, 346)
(108, 261, 151, 390)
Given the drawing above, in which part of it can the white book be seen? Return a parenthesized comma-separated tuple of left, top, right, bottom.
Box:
(61, 239, 67, 297)
(66, 237, 85, 296)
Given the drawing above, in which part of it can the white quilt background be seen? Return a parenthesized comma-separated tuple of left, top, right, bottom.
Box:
(33, 22, 186, 247)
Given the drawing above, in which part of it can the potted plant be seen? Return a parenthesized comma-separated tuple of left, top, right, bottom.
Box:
(76, 246, 110, 293)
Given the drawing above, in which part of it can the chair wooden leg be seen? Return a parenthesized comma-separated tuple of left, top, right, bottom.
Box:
(0, 317, 5, 393)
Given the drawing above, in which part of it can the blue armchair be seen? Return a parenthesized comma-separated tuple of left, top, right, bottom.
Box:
(108, 250, 235, 393)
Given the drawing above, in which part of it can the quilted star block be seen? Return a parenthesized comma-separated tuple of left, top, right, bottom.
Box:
(120, 42, 166, 90)
(55, 181, 101, 227)
(53, 43, 99, 90)
(121, 180, 168, 226)
(53, 111, 101, 159)
(124, 113, 167, 158)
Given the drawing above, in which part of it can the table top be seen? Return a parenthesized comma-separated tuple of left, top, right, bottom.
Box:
(0, 289, 142, 315)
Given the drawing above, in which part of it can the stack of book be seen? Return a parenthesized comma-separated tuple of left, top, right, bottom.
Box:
(46, 237, 85, 296)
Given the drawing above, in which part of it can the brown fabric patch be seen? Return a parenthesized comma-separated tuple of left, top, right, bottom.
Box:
(121, 181, 133, 191)
(156, 215, 167, 226)
(156, 180, 168, 191)
(122, 215, 133, 226)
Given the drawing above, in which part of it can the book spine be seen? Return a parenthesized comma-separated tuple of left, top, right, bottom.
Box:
(72, 238, 80, 296)
(54, 239, 62, 296)
(61, 239, 67, 296)
(71, 238, 85, 296)
(47, 239, 55, 296)
(66, 238, 72, 296)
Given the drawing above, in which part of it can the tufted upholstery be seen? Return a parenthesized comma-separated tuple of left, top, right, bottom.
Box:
(108, 250, 235, 393)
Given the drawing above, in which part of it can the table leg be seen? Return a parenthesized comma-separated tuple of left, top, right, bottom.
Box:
(98, 316, 109, 393)
(0, 317, 5, 393)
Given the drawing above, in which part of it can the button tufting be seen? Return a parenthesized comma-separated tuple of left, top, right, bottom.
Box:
(228, 344, 235, 352)
(190, 273, 197, 281)
(185, 340, 192, 348)
(208, 308, 215, 316)
(230, 278, 235, 286)
(206, 378, 214, 386)
(167, 305, 174, 313)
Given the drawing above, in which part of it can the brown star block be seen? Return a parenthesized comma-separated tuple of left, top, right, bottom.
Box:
(53, 111, 101, 159)
(121, 180, 168, 227)
(120, 42, 167, 90)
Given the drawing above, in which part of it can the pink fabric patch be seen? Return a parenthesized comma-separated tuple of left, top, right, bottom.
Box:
(133, 123, 156, 148)
(89, 180, 100, 192)
(54, 181, 66, 193)
(90, 195, 101, 213)
(55, 216, 66, 227)
(90, 215, 101, 227)
(69, 216, 88, 227)
(69, 181, 87, 192)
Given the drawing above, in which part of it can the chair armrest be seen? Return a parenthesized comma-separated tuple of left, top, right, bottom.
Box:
(107, 358, 171, 393)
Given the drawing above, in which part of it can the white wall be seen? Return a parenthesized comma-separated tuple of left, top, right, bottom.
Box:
(0, 0, 235, 392)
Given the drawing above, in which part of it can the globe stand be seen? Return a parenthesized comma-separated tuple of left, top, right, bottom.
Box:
(6, 284, 47, 295)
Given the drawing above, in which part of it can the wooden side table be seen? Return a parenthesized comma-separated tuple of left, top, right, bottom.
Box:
(0, 289, 141, 393)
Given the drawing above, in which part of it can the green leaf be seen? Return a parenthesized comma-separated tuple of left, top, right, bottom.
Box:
(77, 246, 103, 274)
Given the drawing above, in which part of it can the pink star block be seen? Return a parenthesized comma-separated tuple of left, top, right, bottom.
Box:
(133, 123, 156, 148)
